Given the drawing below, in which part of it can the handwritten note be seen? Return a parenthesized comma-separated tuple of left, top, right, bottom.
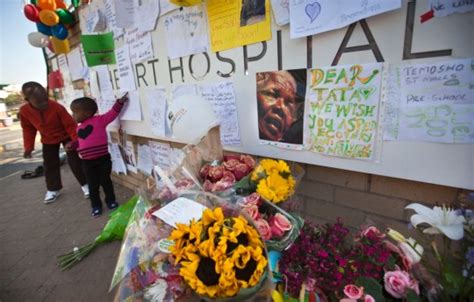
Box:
(115, 45, 136, 93)
(163, 4, 209, 59)
(207, 0, 271, 52)
(152, 197, 207, 227)
(125, 28, 154, 63)
(197, 82, 241, 146)
(123, 141, 138, 173)
(105, 0, 124, 38)
(290, 0, 401, 39)
(385, 58, 474, 144)
(136, 0, 160, 33)
(271, 0, 289, 25)
(145, 88, 168, 137)
(110, 143, 127, 174)
(430, 0, 474, 17)
(120, 90, 142, 121)
(66, 48, 84, 81)
(383, 65, 401, 141)
(137, 144, 154, 175)
(305, 63, 383, 159)
(114, 0, 137, 29)
(149, 141, 172, 171)
(160, 0, 179, 16)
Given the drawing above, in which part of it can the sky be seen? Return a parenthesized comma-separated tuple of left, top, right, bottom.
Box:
(0, 0, 47, 86)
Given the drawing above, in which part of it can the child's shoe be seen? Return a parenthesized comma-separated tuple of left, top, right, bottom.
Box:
(44, 191, 60, 204)
(81, 184, 90, 199)
(91, 208, 102, 217)
(106, 201, 119, 210)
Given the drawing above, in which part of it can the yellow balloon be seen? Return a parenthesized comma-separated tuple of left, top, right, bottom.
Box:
(37, 0, 56, 10)
(39, 9, 59, 26)
(169, 0, 202, 6)
(51, 37, 70, 54)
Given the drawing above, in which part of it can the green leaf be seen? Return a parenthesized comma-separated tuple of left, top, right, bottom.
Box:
(406, 289, 421, 302)
(233, 175, 256, 195)
(356, 277, 385, 302)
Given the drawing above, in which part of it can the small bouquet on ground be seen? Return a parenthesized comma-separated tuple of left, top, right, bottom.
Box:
(57, 195, 139, 270)
(236, 159, 301, 204)
(200, 154, 255, 193)
(169, 206, 270, 300)
(239, 193, 304, 251)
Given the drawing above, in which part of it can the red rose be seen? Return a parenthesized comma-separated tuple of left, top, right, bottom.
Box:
(208, 165, 225, 182)
(240, 155, 255, 169)
(233, 163, 251, 180)
(221, 171, 236, 183)
(360, 226, 385, 240)
(213, 180, 234, 192)
(242, 193, 261, 207)
(269, 213, 292, 238)
(199, 164, 211, 179)
(223, 154, 241, 162)
(223, 159, 240, 171)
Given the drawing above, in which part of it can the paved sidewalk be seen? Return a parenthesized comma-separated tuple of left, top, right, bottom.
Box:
(0, 163, 134, 301)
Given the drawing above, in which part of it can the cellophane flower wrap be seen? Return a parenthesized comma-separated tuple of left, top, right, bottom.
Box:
(238, 193, 304, 252)
(168, 190, 274, 301)
(111, 194, 193, 302)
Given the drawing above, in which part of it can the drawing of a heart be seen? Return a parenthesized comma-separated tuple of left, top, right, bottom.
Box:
(359, 87, 376, 100)
(78, 125, 94, 139)
(305, 1, 321, 23)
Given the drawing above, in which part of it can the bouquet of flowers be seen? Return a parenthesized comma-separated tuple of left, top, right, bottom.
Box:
(200, 154, 255, 193)
(239, 193, 304, 251)
(169, 206, 270, 300)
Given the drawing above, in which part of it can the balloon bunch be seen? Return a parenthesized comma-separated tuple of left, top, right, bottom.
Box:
(24, 0, 74, 54)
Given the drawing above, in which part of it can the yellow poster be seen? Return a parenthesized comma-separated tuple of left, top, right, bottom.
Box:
(207, 0, 272, 52)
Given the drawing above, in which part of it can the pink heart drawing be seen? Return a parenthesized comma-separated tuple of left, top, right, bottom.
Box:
(305, 1, 321, 23)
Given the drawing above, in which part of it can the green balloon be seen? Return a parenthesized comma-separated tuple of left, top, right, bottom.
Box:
(30, 0, 37, 5)
(56, 9, 74, 25)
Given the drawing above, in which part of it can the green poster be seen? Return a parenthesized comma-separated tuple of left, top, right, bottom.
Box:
(81, 33, 116, 67)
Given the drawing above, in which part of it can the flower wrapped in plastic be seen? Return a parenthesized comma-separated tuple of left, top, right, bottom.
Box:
(238, 193, 304, 252)
(168, 191, 274, 301)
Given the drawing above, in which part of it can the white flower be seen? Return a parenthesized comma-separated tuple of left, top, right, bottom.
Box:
(399, 238, 424, 264)
(406, 203, 466, 240)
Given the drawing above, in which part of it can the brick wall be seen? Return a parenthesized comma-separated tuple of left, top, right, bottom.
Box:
(110, 135, 465, 236)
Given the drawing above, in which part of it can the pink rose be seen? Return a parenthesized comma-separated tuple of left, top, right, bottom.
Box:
(243, 193, 261, 207)
(212, 180, 234, 192)
(364, 294, 375, 302)
(240, 155, 256, 169)
(221, 171, 236, 183)
(384, 270, 413, 298)
(343, 284, 364, 300)
(340, 299, 357, 302)
(360, 226, 385, 240)
(233, 163, 251, 180)
(409, 279, 420, 295)
(244, 205, 260, 220)
(203, 180, 215, 192)
(254, 219, 272, 240)
(208, 166, 225, 182)
(269, 213, 292, 238)
(223, 158, 240, 171)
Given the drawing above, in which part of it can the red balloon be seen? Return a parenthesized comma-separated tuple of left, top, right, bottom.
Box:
(24, 4, 40, 22)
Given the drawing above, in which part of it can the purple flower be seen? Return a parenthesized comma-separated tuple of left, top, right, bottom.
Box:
(466, 247, 474, 266)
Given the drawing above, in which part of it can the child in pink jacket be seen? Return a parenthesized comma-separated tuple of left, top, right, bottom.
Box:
(69, 94, 128, 217)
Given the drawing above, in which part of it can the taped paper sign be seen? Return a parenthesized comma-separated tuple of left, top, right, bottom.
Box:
(289, 0, 401, 39)
(115, 45, 137, 93)
(430, 0, 474, 17)
(384, 58, 474, 144)
(144, 88, 168, 138)
(81, 33, 116, 67)
(271, 0, 289, 26)
(125, 28, 154, 63)
(305, 63, 383, 160)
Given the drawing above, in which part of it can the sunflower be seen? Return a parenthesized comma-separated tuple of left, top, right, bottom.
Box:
(169, 220, 203, 263)
(256, 172, 294, 203)
(202, 207, 225, 227)
(229, 245, 267, 288)
(179, 253, 221, 298)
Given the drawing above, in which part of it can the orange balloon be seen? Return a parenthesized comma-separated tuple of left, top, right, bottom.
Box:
(55, 0, 67, 9)
(37, 0, 56, 10)
(39, 9, 59, 26)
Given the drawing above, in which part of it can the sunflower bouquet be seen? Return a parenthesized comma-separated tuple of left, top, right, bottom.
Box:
(169, 207, 270, 300)
(236, 159, 297, 204)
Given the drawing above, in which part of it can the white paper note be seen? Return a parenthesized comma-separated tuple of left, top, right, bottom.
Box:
(145, 88, 167, 137)
(290, 0, 401, 39)
(120, 90, 142, 121)
(137, 144, 154, 175)
(115, 45, 137, 93)
(430, 0, 474, 17)
(271, 0, 290, 25)
(123, 141, 138, 173)
(114, 0, 137, 29)
(149, 141, 171, 171)
(159, 0, 179, 16)
(125, 28, 154, 63)
(67, 48, 85, 81)
(109, 143, 127, 174)
(105, 0, 124, 38)
(152, 197, 207, 227)
(197, 82, 241, 146)
(136, 0, 160, 33)
(163, 5, 209, 59)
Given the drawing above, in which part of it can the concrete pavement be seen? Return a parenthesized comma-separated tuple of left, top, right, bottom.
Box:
(0, 144, 134, 301)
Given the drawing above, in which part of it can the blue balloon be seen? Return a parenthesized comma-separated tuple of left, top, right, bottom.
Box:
(51, 24, 68, 40)
(36, 22, 52, 36)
